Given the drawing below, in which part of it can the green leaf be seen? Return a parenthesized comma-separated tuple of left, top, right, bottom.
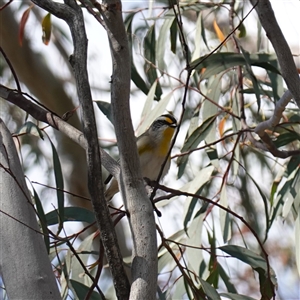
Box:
(218, 244, 278, 298)
(182, 165, 214, 230)
(219, 292, 256, 300)
(138, 89, 173, 136)
(33, 187, 50, 253)
(282, 167, 300, 219)
(125, 12, 150, 96)
(268, 67, 282, 102)
(206, 147, 219, 168)
(42, 13, 51, 45)
(219, 245, 267, 270)
(157, 287, 167, 300)
(139, 81, 158, 132)
(220, 246, 276, 299)
(170, 17, 177, 54)
(156, 16, 175, 71)
(177, 115, 217, 178)
(70, 280, 103, 300)
(270, 156, 300, 223)
(243, 167, 270, 241)
(131, 62, 150, 96)
(94, 100, 113, 124)
(46, 206, 95, 225)
(273, 132, 300, 148)
(238, 22, 246, 38)
(144, 24, 162, 100)
(181, 115, 216, 150)
(240, 47, 261, 110)
(191, 12, 203, 61)
(18, 121, 44, 139)
(200, 12, 209, 50)
(189, 52, 279, 79)
(49, 139, 64, 233)
(219, 185, 231, 243)
(199, 278, 221, 300)
(256, 267, 277, 300)
(218, 263, 237, 293)
(186, 215, 204, 281)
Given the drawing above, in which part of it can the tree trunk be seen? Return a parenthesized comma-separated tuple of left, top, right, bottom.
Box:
(0, 119, 61, 299)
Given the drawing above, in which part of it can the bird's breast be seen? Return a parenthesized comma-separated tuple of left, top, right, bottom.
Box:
(157, 127, 175, 156)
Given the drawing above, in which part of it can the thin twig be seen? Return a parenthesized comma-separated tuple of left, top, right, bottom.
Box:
(0, 47, 21, 92)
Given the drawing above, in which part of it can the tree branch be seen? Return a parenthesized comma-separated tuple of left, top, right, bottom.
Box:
(99, 0, 158, 298)
(29, 1, 130, 298)
(0, 84, 119, 175)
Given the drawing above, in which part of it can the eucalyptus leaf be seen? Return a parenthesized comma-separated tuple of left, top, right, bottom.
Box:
(46, 207, 95, 225)
(189, 52, 279, 79)
(70, 280, 103, 300)
(219, 292, 256, 300)
(219, 245, 267, 270)
(95, 100, 113, 124)
(199, 278, 221, 300)
(18, 121, 44, 139)
(49, 138, 64, 233)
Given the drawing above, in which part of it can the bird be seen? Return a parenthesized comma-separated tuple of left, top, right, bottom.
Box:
(104, 114, 177, 201)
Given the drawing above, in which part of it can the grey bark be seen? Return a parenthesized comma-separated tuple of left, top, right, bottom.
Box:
(100, 1, 158, 299)
(0, 118, 61, 300)
(30, 0, 130, 298)
(250, 0, 300, 108)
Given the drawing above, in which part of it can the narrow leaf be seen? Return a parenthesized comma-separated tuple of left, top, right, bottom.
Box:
(170, 17, 177, 54)
(213, 19, 226, 46)
(199, 278, 221, 300)
(177, 115, 216, 178)
(139, 81, 158, 130)
(131, 62, 149, 96)
(219, 245, 267, 270)
(218, 263, 237, 293)
(238, 23, 247, 38)
(49, 139, 64, 232)
(138, 89, 173, 136)
(244, 167, 270, 241)
(70, 280, 103, 300)
(156, 16, 175, 71)
(219, 293, 256, 300)
(46, 207, 95, 225)
(240, 47, 261, 111)
(33, 187, 50, 253)
(18, 121, 44, 139)
(273, 132, 300, 148)
(19, 6, 32, 46)
(42, 13, 51, 45)
(94, 100, 113, 124)
(144, 24, 162, 100)
(189, 52, 279, 78)
(182, 166, 214, 230)
(125, 12, 150, 96)
(219, 185, 231, 243)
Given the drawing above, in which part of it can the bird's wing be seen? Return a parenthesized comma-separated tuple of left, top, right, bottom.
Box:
(104, 136, 140, 184)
